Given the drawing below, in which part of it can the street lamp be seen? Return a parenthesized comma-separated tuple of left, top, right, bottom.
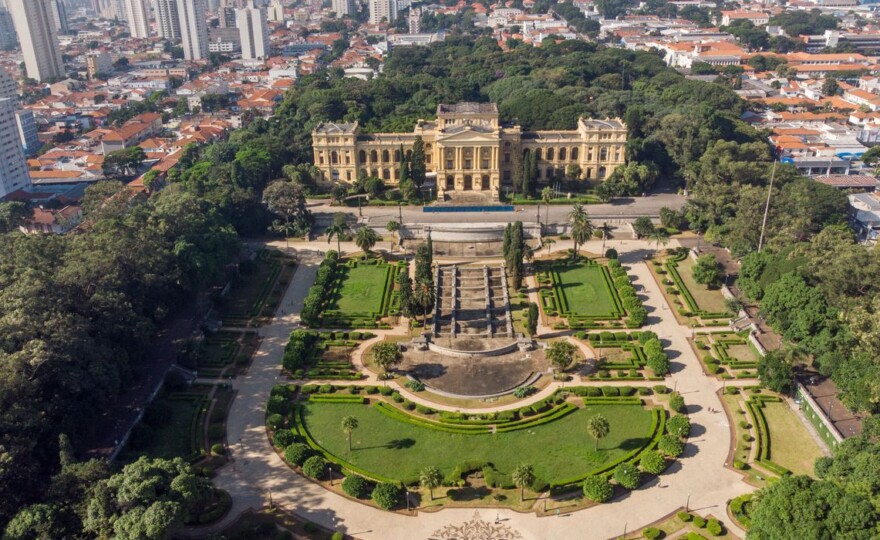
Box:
(328, 466, 333, 486)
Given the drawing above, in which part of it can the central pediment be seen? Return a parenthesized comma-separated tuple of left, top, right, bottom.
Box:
(435, 126, 500, 144)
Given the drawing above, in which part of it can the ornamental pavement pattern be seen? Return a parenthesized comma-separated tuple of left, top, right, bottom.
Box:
(429, 511, 525, 540)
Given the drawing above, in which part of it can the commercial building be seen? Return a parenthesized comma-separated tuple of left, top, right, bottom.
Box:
(312, 103, 627, 201)
(125, 0, 151, 38)
(237, 0, 269, 60)
(177, 0, 209, 60)
(7, 0, 64, 82)
(0, 97, 32, 198)
(155, 0, 181, 39)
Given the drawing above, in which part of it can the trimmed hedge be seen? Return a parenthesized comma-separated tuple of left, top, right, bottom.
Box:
(745, 395, 791, 477)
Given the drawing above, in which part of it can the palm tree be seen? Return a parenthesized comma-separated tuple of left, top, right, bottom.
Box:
(649, 228, 670, 252)
(326, 223, 348, 254)
(570, 216, 594, 262)
(587, 414, 610, 451)
(512, 464, 535, 502)
(419, 465, 443, 500)
(541, 186, 553, 227)
(341, 416, 358, 453)
(272, 220, 298, 252)
(413, 280, 435, 329)
(386, 220, 400, 253)
(544, 237, 555, 256)
(354, 226, 379, 257)
(598, 222, 613, 255)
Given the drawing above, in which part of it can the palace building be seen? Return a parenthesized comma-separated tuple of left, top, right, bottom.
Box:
(311, 103, 626, 201)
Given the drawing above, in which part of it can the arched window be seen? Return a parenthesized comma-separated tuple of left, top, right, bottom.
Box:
(547, 148, 554, 161)
(382, 149, 390, 163)
(559, 148, 566, 161)
(571, 147, 579, 160)
(330, 151, 338, 165)
(359, 150, 367, 163)
(598, 166, 607, 179)
(370, 150, 378, 163)
(535, 148, 542, 160)
(585, 168, 592, 179)
(394, 149, 401, 162)
(382, 169, 390, 180)
(318, 152, 324, 165)
(406, 149, 412, 159)
(600, 147, 608, 161)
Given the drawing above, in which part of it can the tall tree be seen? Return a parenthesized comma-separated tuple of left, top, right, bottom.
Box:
(419, 466, 442, 500)
(410, 136, 426, 187)
(512, 464, 535, 502)
(341, 416, 359, 453)
(354, 226, 379, 256)
(587, 414, 611, 451)
(413, 280, 435, 328)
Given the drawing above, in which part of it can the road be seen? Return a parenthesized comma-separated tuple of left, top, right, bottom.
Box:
(308, 193, 686, 226)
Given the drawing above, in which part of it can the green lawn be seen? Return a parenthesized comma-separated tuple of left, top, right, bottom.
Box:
(122, 396, 204, 462)
(725, 343, 761, 364)
(328, 263, 390, 316)
(555, 264, 618, 317)
(300, 402, 653, 484)
(762, 401, 825, 476)
(676, 258, 729, 314)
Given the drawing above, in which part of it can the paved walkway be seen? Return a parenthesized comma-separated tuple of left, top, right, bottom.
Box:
(198, 239, 753, 540)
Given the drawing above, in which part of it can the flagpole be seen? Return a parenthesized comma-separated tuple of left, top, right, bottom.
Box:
(758, 159, 777, 252)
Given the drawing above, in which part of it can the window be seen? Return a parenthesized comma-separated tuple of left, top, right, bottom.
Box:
(535, 148, 542, 160)
(446, 175, 454, 189)
(600, 147, 607, 161)
(318, 152, 324, 165)
(370, 150, 378, 163)
(382, 169, 390, 180)
(559, 148, 566, 161)
(571, 147, 579, 160)
(546, 148, 554, 161)
(359, 150, 367, 163)
(382, 150, 390, 163)
(481, 175, 489, 190)
(598, 166, 606, 179)
(394, 149, 401, 162)
(331, 151, 339, 165)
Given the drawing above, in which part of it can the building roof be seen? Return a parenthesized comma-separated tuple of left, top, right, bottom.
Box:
(437, 102, 499, 115)
(815, 174, 880, 189)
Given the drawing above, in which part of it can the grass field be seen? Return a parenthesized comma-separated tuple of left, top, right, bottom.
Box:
(122, 397, 204, 462)
(594, 347, 631, 364)
(300, 401, 653, 484)
(725, 343, 761, 364)
(328, 263, 390, 315)
(555, 264, 618, 317)
(676, 258, 728, 314)
(762, 401, 825, 476)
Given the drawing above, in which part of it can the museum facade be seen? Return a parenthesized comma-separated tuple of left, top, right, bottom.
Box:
(311, 102, 627, 200)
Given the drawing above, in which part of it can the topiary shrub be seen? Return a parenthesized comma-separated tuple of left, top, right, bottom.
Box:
(266, 413, 284, 430)
(302, 455, 327, 479)
(284, 443, 313, 466)
(706, 518, 723, 536)
(605, 248, 618, 259)
(613, 463, 641, 490)
(639, 450, 667, 475)
(210, 443, 225, 456)
(643, 527, 663, 539)
(668, 392, 685, 413)
(692, 515, 706, 528)
(331, 532, 344, 540)
(666, 415, 691, 438)
(273, 430, 299, 448)
(342, 474, 370, 499)
(678, 511, 693, 522)
(582, 475, 613, 503)
(658, 434, 685, 457)
(371, 482, 404, 510)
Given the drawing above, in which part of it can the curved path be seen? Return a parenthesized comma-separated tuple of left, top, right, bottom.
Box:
(205, 240, 753, 540)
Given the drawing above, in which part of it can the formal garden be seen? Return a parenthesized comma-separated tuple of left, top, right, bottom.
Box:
(579, 331, 670, 381)
(265, 384, 692, 512)
(301, 251, 405, 329)
(196, 330, 261, 379)
(624, 511, 733, 540)
(649, 249, 731, 326)
(536, 256, 647, 330)
(693, 331, 763, 379)
(280, 329, 377, 380)
(216, 249, 297, 327)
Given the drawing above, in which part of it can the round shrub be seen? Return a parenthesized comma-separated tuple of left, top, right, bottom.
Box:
(732, 459, 747, 470)
(302, 455, 327, 479)
(678, 511, 693, 521)
(613, 463, 641, 490)
(605, 248, 618, 259)
(266, 395, 289, 416)
(692, 515, 706, 528)
(371, 482, 404, 510)
(706, 518, 723, 536)
(738, 420, 750, 429)
(342, 474, 371, 499)
(210, 443, 225, 456)
(266, 413, 284, 430)
(582, 475, 613, 503)
(284, 443, 313, 466)
(647, 354, 670, 377)
(668, 392, 685, 413)
(666, 415, 691, 438)
(643, 527, 662, 539)
(331, 532, 344, 540)
(273, 430, 299, 448)
(639, 450, 667, 475)
(658, 434, 685, 457)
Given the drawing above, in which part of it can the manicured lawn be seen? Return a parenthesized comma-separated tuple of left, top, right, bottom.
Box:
(594, 347, 631, 364)
(328, 263, 390, 316)
(300, 402, 653, 484)
(725, 343, 761, 364)
(762, 401, 825, 476)
(555, 264, 618, 317)
(122, 396, 204, 462)
(676, 257, 728, 314)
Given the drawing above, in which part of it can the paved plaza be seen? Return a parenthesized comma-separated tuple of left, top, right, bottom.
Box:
(201, 236, 754, 540)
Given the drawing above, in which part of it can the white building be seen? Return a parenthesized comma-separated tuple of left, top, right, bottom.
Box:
(155, 0, 181, 39)
(237, 1, 269, 59)
(7, 0, 64, 82)
(15, 109, 39, 155)
(0, 8, 16, 49)
(267, 0, 284, 21)
(332, 0, 354, 17)
(86, 51, 113, 78)
(0, 97, 32, 198)
(408, 7, 420, 33)
(125, 0, 151, 38)
(368, 0, 396, 24)
(177, 0, 208, 60)
(51, 0, 68, 34)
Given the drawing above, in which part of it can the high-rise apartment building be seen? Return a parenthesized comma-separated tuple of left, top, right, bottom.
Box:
(0, 97, 32, 198)
(266, 0, 283, 21)
(51, 0, 69, 34)
(177, 0, 208, 60)
(236, 0, 268, 59)
(125, 0, 151, 38)
(85, 51, 112, 78)
(155, 0, 181, 39)
(332, 0, 354, 17)
(408, 6, 420, 33)
(15, 109, 38, 155)
(218, 0, 236, 27)
(7, 0, 65, 82)
(368, 0, 395, 24)
(0, 7, 16, 49)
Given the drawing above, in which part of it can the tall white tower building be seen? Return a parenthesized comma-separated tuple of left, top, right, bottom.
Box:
(368, 0, 395, 24)
(7, 0, 64, 82)
(51, 0, 69, 34)
(155, 0, 181, 39)
(332, 0, 354, 17)
(0, 97, 32, 198)
(267, 0, 283, 22)
(236, 0, 268, 60)
(176, 0, 208, 60)
(125, 0, 151, 38)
